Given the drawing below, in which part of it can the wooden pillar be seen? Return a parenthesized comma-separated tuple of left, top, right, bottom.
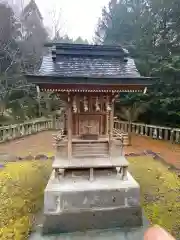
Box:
(106, 95, 110, 136)
(106, 113, 109, 136)
(110, 103, 114, 134)
(100, 95, 103, 135)
(109, 102, 114, 157)
(67, 95, 72, 159)
(76, 94, 80, 136)
(110, 102, 114, 133)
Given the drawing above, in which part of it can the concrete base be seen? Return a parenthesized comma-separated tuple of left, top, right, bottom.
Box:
(43, 170, 142, 234)
(43, 206, 142, 234)
(29, 214, 149, 240)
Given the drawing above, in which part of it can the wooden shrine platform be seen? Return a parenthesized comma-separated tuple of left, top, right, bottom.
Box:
(53, 156, 129, 169)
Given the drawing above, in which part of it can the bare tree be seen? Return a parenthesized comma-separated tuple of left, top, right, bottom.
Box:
(0, 1, 48, 123)
(117, 102, 149, 145)
(47, 4, 66, 40)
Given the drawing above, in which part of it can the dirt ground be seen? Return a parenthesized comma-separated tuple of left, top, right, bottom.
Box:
(0, 131, 57, 158)
(125, 135, 180, 169)
(0, 132, 179, 169)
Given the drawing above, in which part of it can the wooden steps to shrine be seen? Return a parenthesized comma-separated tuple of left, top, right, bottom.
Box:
(72, 141, 109, 158)
(73, 154, 109, 158)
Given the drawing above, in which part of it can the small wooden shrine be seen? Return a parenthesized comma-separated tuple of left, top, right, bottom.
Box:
(25, 43, 153, 234)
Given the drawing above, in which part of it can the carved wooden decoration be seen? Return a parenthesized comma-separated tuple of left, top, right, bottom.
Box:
(106, 96, 111, 112)
(95, 97, 100, 111)
(73, 96, 77, 113)
(53, 129, 64, 148)
(68, 92, 71, 103)
(83, 96, 88, 112)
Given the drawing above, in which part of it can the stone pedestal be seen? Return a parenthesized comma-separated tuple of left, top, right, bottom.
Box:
(43, 169, 142, 234)
(30, 214, 149, 240)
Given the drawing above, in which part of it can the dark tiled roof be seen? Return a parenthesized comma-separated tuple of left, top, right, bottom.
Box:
(37, 54, 141, 78)
(26, 43, 142, 79)
(25, 43, 156, 87)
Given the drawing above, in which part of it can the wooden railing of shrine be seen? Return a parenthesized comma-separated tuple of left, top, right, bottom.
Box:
(114, 120, 180, 144)
(113, 128, 129, 146)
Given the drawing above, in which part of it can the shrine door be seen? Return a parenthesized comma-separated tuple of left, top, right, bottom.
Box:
(79, 115, 101, 135)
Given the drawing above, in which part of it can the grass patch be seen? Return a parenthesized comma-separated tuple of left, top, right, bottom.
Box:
(0, 160, 52, 240)
(128, 156, 180, 239)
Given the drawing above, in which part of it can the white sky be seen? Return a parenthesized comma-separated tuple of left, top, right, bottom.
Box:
(6, 0, 110, 41)
(34, 0, 110, 42)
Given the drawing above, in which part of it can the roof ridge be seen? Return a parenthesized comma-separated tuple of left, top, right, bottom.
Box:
(45, 42, 124, 50)
(49, 43, 128, 61)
